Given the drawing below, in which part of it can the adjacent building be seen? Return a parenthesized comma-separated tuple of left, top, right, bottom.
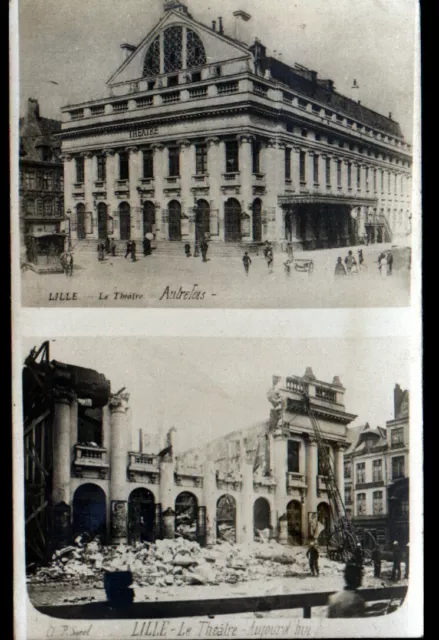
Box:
(23, 343, 356, 563)
(19, 98, 64, 252)
(344, 384, 409, 548)
(59, 0, 412, 251)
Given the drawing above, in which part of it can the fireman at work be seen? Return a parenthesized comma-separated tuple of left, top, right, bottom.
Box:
(306, 541, 320, 576)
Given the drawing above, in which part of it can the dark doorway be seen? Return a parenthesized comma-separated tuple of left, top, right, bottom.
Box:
(216, 494, 236, 543)
(119, 202, 131, 240)
(285, 209, 293, 242)
(143, 201, 155, 235)
(97, 203, 108, 240)
(224, 198, 241, 242)
(253, 497, 270, 536)
(195, 199, 210, 243)
(76, 204, 86, 240)
(317, 502, 331, 544)
(128, 488, 155, 544)
(72, 483, 106, 540)
(175, 492, 198, 540)
(287, 500, 303, 545)
(168, 200, 182, 240)
(252, 199, 262, 242)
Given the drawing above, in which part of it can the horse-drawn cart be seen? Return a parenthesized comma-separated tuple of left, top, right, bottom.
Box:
(294, 258, 314, 274)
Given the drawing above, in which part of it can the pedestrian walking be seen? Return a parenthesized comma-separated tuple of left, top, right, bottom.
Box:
(130, 240, 137, 262)
(284, 257, 293, 277)
(65, 251, 74, 276)
(327, 561, 365, 618)
(184, 243, 191, 257)
(242, 251, 252, 276)
(344, 250, 356, 275)
(334, 257, 347, 277)
(357, 249, 365, 271)
(404, 543, 409, 579)
(97, 242, 105, 261)
(200, 238, 209, 262)
(124, 241, 132, 259)
(194, 242, 200, 257)
(143, 236, 151, 256)
(104, 237, 110, 254)
(387, 250, 394, 275)
(353, 542, 363, 570)
(378, 252, 387, 277)
(371, 546, 381, 578)
(391, 541, 401, 581)
(287, 241, 294, 260)
(263, 241, 270, 261)
(110, 238, 116, 256)
(266, 247, 274, 273)
(306, 541, 319, 576)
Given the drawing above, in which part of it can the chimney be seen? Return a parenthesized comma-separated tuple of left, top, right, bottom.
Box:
(27, 98, 40, 120)
(139, 429, 143, 452)
(394, 383, 403, 418)
(120, 43, 136, 61)
(303, 366, 316, 381)
(212, 20, 216, 31)
(388, 112, 392, 120)
(218, 16, 224, 34)
(233, 9, 252, 43)
(351, 78, 360, 103)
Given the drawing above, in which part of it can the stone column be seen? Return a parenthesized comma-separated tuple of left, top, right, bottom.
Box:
(127, 146, 141, 241)
(358, 206, 366, 239)
(206, 137, 221, 240)
(238, 134, 254, 243)
(152, 144, 166, 240)
(109, 392, 130, 544)
(52, 388, 74, 548)
(272, 429, 287, 523)
(104, 149, 117, 237)
(238, 459, 254, 544)
(264, 139, 280, 241)
(61, 155, 75, 242)
(319, 154, 326, 192)
(218, 139, 227, 241)
(342, 159, 350, 195)
(291, 146, 301, 191)
(69, 395, 78, 465)
(305, 437, 318, 541)
(203, 460, 217, 546)
(82, 152, 96, 238)
(334, 444, 345, 506)
(179, 139, 193, 214)
(102, 404, 111, 451)
(159, 455, 175, 512)
(306, 151, 314, 189)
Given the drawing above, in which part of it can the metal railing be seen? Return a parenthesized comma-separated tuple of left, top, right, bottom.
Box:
(36, 585, 408, 620)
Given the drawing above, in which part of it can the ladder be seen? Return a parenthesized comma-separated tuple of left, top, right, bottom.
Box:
(302, 392, 358, 547)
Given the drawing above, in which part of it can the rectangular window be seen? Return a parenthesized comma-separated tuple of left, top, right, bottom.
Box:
(344, 461, 351, 478)
(356, 462, 365, 484)
(167, 74, 179, 87)
(313, 154, 319, 184)
(195, 144, 208, 175)
(225, 141, 239, 173)
(325, 157, 331, 185)
(318, 445, 331, 476)
(345, 486, 352, 504)
(119, 152, 129, 180)
(252, 141, 261, 174)
(287, 440, 300, 473)
(380, 169, 384, 192)
(388, 171, 391, 193)
(299, 151, 306, 183)
(43, 172, 52, 190)
(372, 459, 383, 482)
(168, 147, 180, 177)
(392, 456, 405, 480)
(96, 155, 106, 182)
(337, 160, 342, 187)
(391, 428, 404, 448)
(357, 165, 361, 188)
(373, 168, 377, 192)
(357, 493, 366, 516)
(75, 157, 84, 183)
(142, 149, 154, 179)
(284, 148, 291, 180)
(27, 170, 36, 190)
(365, 166, 369, 190)
(347, 162, 352, 188)
(373, 491, 383, 515)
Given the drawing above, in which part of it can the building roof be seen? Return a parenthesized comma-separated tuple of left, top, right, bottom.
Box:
(345, 422, 387, 455)
(20, 105, 62, 162)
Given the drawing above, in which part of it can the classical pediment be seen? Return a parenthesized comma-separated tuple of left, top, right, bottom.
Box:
(107, 9, 250, 87)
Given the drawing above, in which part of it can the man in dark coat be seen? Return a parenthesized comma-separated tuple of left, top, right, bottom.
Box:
(131, 240, 137, 262)
(124, 241, 132, 259)
(334, 257, 347, 276)
(242, 252, 252, 276)
(306, 542, 319, 576)
(371, 546, 381, 578)
(200, 239, 209, 262)
(143, 237, 151, 256)
(391, 541, 402, 581)
(327, 561, 365, 618)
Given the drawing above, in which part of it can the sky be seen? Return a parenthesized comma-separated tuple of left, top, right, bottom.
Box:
(21, 337, 409, 454)
(16, 0, 417, 141)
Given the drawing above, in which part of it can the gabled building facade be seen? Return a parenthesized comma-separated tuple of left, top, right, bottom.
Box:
(19, 99, 64, 251)
(59, 1, 412, 250)
(344, 384, 410, 549)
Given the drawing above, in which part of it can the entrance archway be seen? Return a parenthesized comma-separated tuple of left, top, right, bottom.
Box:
(287, 500, 303, 545)
(175, 492, 198, 540)
(97, 203, 108, 240)
(72, 483, 106, 540)
(119, 202, 131, 240)
(143, 201, 155, 235)
(253, 497, 270, 538)
(76, 203, 86, 240)
(252, 199, 262, 242)
(216, 494, 236, 543)
(317, 502, 331, 545)
(128, 488, 155, 544)
(168, 200, 182, 240)
(224, 198, 241, 242)
(195, 199, 210, 243)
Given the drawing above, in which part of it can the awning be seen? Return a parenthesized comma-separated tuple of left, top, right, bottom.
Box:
(278, 193, 378, 207)
(27, 232, 66, 238)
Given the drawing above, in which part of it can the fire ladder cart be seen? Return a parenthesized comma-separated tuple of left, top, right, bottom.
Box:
(302, 392, 376, 564)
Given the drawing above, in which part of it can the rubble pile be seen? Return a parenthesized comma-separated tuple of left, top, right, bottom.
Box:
(28, 538, 343, 588)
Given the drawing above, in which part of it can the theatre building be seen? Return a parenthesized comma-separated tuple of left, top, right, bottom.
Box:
(59, 0, 412, 251)
(23, 344, 356, 562)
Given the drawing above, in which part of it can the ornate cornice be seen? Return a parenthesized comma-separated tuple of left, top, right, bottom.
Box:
(178, 138, 192, 148)
(126, 146, 139, 154)
(109, 392, 130, 410)
(206, 136, 220, 146)
(52, 387, 76, 403)
(104, 148, 116, 157)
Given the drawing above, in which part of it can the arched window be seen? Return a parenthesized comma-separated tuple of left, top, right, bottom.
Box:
(143, 35, 160, 77)
(43, 200, 53, 217)
(186, 29, 206, 68)
(164, 26, 183, 73)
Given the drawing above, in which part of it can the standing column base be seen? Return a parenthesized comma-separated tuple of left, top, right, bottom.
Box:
(52, 501, 72, 551)
(110, 500, 128, 545)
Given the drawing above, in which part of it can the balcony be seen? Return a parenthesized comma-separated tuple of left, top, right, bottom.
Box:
(287, 472, 307, 489)
(356, 480, 384, 490)
(216, 470, 242, 492)
(188, 87, 208, 100)
(70, 109, 84, 121)
(162, 91, 180, 104)
(90, 106, 105, 117)
(175, 471, 203, 489)
(391, 440, 405, 450)
(73, 444, 109, 478)
(127, 452, 160, 484)
(252, 82, 269, 98)
(217, 81, 238, 95)
(136, 97, 153, 108)
(286, 377, 309, 394)
(315, 385, 336, 403)
(112, 101, 129, 113)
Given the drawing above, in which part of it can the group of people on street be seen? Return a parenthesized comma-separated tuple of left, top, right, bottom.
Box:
(96, 237, 116, 261)
(334, 250, 365, 277)
(378, 249, 394, 277)
(263, 241, 274, 273)
(184, 238, 210, 262)
(124, 240, 137, 262)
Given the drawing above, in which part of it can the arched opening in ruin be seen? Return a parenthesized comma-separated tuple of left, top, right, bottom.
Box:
(216, 494, 236, 543)
(175, 491, 198, 541)
(72, 483, 106, 541)
(287, 500, 303, 545)
(128, 488, 155, 544)
(253, 497, 271, 540)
